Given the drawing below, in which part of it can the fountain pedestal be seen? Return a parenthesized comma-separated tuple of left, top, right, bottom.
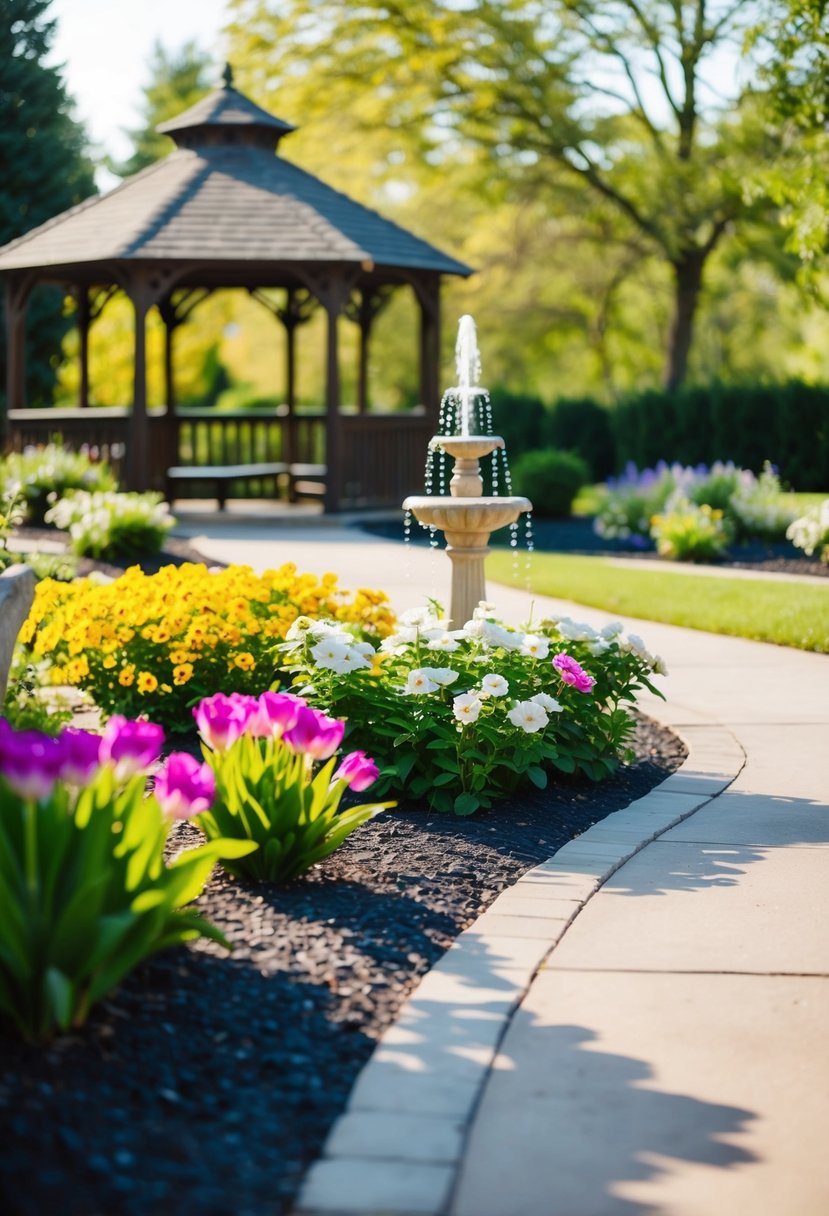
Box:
(404, 436, 530, 627)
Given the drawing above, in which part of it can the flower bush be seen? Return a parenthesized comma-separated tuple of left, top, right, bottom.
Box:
(0, 444, 117, 525)
(787, 499, 829, 563)
(193, 691, 391, 882)
(595, 460, 798, 552)
(281, 603, 666, 815)
(45, 489, 175, 560)
(0, 715, 254, 1041)
(19, 563, 394, 731)
(650, 498, 732, 562)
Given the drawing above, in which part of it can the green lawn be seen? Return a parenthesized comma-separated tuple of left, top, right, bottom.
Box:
(488, 551, 829, 653)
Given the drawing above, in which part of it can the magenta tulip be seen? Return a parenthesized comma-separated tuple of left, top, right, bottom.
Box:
(248, 691, 306, 738)
(58, 728, 103, 785)
(0, 728, 64, 800)
(154, 752, 215, 819)
(193, 693, 254, 751)
(333, 751, 379, 792)
(283, 706, 345, 760)
(100, 716, 165, 780)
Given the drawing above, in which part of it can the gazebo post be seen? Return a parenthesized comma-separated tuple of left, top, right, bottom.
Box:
(417, 276, 441, 425)
(4, 275, 29, 429)
(126, 275, 153, 492)
(321, 279, 346, 514)
(76, 287, 91, 408)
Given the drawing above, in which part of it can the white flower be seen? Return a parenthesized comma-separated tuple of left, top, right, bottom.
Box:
(557, 617, 599, 643)
(311, 638, 351, 665)
(600, 621, 624, 639)
(426, 631, 463, 652)
(530, 692, 562, 713)
(404, 668, 440, 695)
(587, 637, 611, 656)
(453, 692, 482, 723)
(380, 629, 417, 653)
(483, 621, 523, 650)
(620, 632, 653, 663)
(400, 606, 442, 630)
(520, 634, 549, 660)
(507, 701, 549, 733)
(472, 601, 498, 619)
(481, 673, 509, 697)
(421, 666, 459, 686)
(652, 654, 669, 676)
(311, 640, 371, 674)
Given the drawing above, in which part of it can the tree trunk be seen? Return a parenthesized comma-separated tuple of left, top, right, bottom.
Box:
(665, 251, 705, 392)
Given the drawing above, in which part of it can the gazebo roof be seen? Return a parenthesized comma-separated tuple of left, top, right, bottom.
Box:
(0, 76, 470, 280)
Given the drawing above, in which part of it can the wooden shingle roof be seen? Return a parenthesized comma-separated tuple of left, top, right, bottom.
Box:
(0, 80, 470, 279)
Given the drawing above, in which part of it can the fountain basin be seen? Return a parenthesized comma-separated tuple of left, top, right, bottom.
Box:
(430, 435, 505, 460)
(403, 495, 530, 549)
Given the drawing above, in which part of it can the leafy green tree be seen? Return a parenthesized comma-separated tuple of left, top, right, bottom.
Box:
(228, 0, 789, 390)
(0, 0, 95, 408)
(109, 40, 212, 178)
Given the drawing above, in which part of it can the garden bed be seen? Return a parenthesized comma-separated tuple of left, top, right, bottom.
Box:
(0, 531, 687, 1215)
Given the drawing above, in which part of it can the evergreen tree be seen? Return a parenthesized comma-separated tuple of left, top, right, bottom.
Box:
(0, 0, 95, 407)
(109, 40, 212, 178)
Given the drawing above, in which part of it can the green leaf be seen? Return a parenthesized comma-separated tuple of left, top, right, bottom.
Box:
(527, 765, 548, 789)
(453, 792, 481, 816)
(44, 968, 76, 1031)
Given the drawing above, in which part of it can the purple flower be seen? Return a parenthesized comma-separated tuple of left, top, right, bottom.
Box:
(333, 751, 379, 792)
(248, 691, 306, 738)
(552, 653, 596, 694)
(283, 706, 345, 760)
(58, 728, 103, 785)
(0, 727, 65, 800)
(100, 715, 165, 780)
(193, 693, 254, 752)
(154, 752, 215, 819)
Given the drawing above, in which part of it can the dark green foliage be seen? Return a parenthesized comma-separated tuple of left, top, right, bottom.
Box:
(548, 398, 616, 481)
(488, 388, 548, 456)
(0, 1, 96, 407)
(612, 382, 829, 490)
(510, 449, 590, 517)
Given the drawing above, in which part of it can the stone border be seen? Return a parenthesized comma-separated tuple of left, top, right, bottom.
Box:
(295, 722, 746, 1216)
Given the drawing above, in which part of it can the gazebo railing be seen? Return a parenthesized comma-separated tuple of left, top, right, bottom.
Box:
(5, 407, 432, 508)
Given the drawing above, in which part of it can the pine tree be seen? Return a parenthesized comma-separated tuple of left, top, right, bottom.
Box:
(0, 0, 95, 406)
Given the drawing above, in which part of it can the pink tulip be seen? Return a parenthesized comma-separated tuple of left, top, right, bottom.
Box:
(193, 693, 254, 752)
(283, 706, 345, 760)
(58, 727, 103, 785)
(333, 751, 379, 792)
(0, 726, 64, 801)
(154, 752, 215, 819)
(100, 716, 165, 780)
(247, 691, 306, 738)
(552, 653, 596, 694)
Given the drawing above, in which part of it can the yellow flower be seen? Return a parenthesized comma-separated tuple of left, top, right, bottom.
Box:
(137, 671, 158, 694)
(173, 663, 193, 685)
(102, 655, 117, 670)
(233, 652, 255, 671)
(119, 666, 135, 687)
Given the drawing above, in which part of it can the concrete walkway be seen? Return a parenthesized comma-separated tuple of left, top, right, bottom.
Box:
(175, 513, 829, 1216)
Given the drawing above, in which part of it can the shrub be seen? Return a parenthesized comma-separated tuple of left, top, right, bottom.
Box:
(0, 715, 252, 1041)
(593, 462, 676, 544)
(45, 489, 175, 559)
(548, 397, 616, 482)
(510, 449, 590, 517)
(18, 563, 395, 731)
(650, 498, 732, 562)
(193, 691, 391, 882)
(281, 605, 666, 815)
(728, 463, 799, 541)
(787, 500, 829, 563)
(0, 445, 117, 525)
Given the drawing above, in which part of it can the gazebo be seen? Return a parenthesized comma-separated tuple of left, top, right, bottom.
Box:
(0, 67, 470, 512)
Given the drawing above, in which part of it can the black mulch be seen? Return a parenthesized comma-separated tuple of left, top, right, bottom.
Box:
(363, 514, 828, 578)
(0, 526, 689, 1216)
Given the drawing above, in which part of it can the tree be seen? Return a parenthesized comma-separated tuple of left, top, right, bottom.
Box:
(228, 0, 786, 390)
(109, 40, 212, 178)
(0, 0, 95, 407)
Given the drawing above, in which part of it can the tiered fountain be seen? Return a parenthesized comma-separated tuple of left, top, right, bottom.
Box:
(404, 316, 531, 626)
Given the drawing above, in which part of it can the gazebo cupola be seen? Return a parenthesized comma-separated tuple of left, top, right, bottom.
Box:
(0, 65, 471, 511)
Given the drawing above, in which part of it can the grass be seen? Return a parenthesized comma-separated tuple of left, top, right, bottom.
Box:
(488, 551, 829, 653)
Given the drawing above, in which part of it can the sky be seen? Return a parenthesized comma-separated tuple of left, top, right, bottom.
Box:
(48, 0, 230, 183)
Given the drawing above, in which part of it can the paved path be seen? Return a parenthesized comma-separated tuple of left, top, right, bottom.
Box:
(177, 514, 829, 1216)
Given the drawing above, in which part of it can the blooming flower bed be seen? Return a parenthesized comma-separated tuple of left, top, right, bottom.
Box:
(45, 489, 175, 560)
(18, 563, 394, 731)
(787, 499, 829, 564)
(282, 602, 666, 815)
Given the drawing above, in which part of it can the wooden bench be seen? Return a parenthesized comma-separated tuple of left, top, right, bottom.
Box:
(166, 462, 289, 510)
(288, 463, 327, 501)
